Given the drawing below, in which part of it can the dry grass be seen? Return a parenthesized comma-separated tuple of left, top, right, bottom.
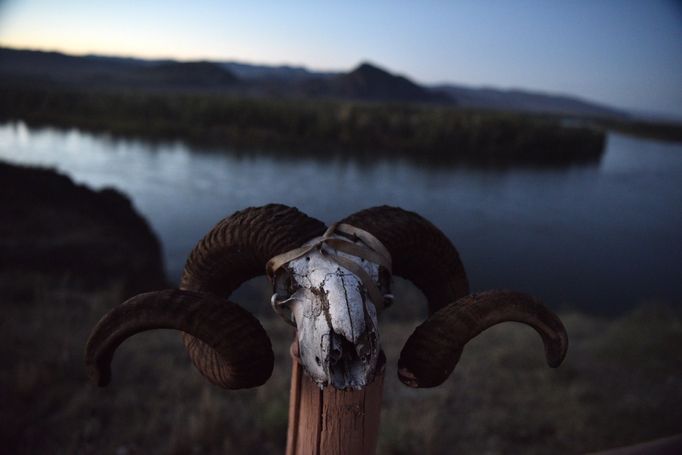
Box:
(1, 274, 680, 454)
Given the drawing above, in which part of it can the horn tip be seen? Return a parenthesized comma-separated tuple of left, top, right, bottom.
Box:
(86, 362, 111, 387)
(546, 334, 569, 368)
(397, 366, 447, 388)
(548, 358, 562, 368)
(397, 367, 420, 388)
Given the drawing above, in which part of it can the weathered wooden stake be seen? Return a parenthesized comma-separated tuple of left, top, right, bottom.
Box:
(286, 341, 385, 455)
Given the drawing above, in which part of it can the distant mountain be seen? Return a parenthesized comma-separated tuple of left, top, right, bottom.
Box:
(220, 61, 335, 80)
(311, 62, 453, 104)
(0, 48, 239, 90)
(135, 61, 238, 88)
(0, 46, 633, 119)
(435, 84, 627, 119)
(0, 47, 137, 84)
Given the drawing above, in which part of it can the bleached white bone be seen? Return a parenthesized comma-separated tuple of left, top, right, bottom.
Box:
(273, 235, 383, 389)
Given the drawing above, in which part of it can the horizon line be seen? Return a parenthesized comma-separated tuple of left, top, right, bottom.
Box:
(3, 42, 678, 120)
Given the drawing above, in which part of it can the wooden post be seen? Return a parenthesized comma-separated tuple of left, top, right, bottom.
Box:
(286, 341, 385, 455)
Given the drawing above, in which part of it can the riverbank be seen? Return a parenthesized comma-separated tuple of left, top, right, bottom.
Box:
(0, 86, 606, 166)
(595, 117, 682, 143)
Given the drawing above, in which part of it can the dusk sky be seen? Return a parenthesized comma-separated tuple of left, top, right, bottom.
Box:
(1, 0, 680, 117)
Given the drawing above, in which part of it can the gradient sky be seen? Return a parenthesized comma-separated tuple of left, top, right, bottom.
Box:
(1, 0, 681, 117)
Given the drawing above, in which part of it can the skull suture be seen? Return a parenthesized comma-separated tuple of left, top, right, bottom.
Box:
(271, 235, 391, 390)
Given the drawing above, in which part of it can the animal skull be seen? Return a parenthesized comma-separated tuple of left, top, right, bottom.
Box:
(271, 235, 389, 389)
(85, 204, 568, 393)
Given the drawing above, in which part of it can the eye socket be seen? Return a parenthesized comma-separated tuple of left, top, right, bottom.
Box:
(286, 274, 299, 295)
(273, 270, 298, 300)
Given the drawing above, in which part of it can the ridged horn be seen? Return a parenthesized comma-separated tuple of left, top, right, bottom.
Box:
(179, 204, 326, 386)
(181, 204, 326, 294)
(397, 290, 569, 388)
(340, 205, 469, 314)
(85, 289, 274, 389)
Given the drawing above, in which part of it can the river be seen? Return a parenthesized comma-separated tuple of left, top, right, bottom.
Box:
(1, 121, 680, 314)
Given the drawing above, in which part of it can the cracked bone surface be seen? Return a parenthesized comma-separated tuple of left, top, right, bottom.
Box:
(273, 235, 385, 390)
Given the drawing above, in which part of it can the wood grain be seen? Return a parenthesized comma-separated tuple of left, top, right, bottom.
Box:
(286, 342, 385, 455)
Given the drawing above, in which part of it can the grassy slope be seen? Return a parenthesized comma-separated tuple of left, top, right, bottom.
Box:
(1, 276, 680, 454)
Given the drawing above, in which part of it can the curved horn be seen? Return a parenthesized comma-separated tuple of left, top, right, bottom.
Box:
(340, 205, 469, 314)
(397, 290, 568, 388)
(85, 289, 274, 389)
(179, 204, 326, 385)
(181, 204, 326, 294)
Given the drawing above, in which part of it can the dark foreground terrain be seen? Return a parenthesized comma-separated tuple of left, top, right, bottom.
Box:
(1, 162, 680, 454)
(0, 161, 166, 294)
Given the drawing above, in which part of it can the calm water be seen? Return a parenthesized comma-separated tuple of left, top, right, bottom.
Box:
(1, 122, 681, 314)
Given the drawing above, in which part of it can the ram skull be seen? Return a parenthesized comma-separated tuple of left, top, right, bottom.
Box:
(85, 205, 568, 392)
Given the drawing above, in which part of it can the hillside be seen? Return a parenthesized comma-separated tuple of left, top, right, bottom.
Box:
(0, 47, 238, 91)
(133, 61, 239, 88)
(0, 47, 631, 118)
(301, 62, 453, 104)
(435, 84, 626, 119)
(0, 161, 166, 293)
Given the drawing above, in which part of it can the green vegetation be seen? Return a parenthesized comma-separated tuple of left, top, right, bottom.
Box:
(0, 86, 606, 166)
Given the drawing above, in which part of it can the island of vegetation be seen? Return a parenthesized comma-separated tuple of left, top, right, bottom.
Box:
(0, 47, 614, 167)
(0, 86, 606, 167)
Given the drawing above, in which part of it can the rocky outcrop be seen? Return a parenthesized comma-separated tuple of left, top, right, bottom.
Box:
(0, 161, 166, 294)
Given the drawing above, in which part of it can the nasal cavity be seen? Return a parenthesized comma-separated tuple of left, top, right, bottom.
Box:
(330, 333, 360, 367)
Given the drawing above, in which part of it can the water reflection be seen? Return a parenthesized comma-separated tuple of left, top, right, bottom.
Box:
(1, 122, 680, 314)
